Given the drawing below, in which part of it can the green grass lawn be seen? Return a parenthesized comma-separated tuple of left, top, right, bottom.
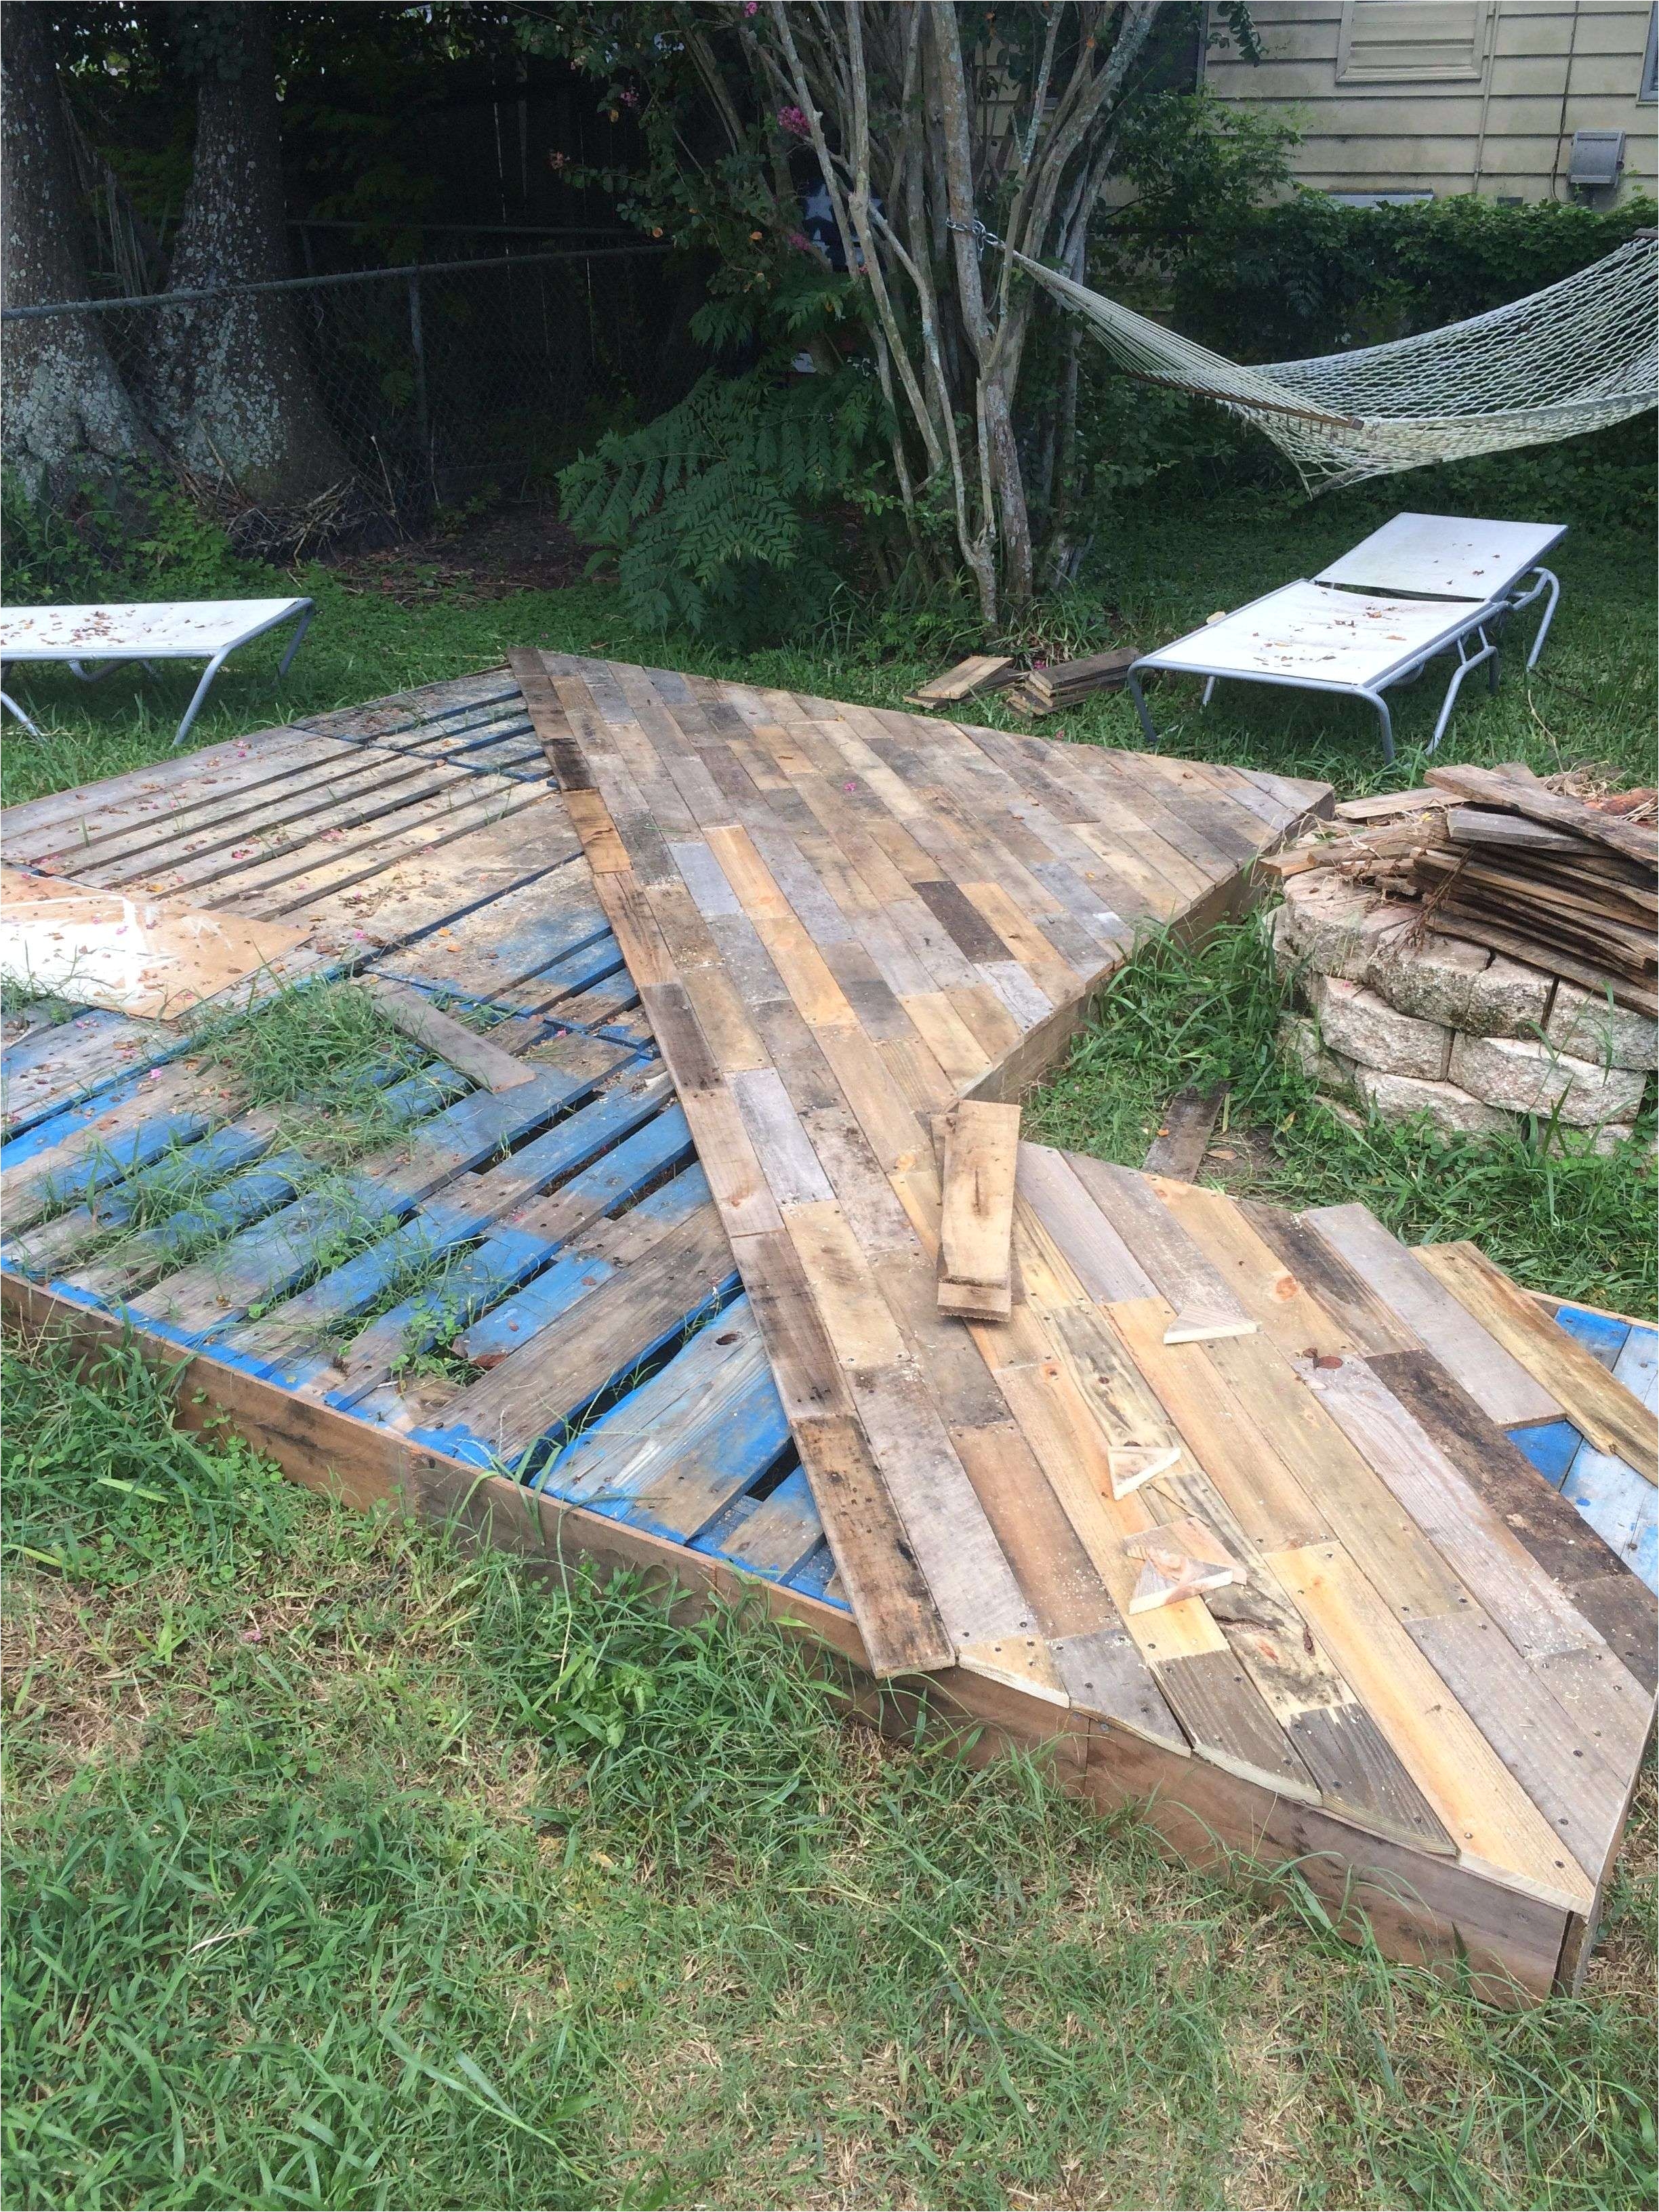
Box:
(3, 459, 1656, 2207)
(4, 1336, 1654, 2211)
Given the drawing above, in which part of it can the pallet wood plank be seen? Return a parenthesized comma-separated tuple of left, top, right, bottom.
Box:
(416, 1200, 738, 1465)
(1268, 1542, 1597, 1913)
(1303, 1204, 1561, 1429)
(1142, 1086, 1227, 1182)
(1290, 1350, 1605, 1663)
(1065, 1155, 1256, 1343)
(1151, 1176, 1356, 1359)
(361, 977, 536, 1090)
(1413, 1242, 1656, 1483)
(1406, 1611, 1633, 1885)
(1373, 1348, 1652, 1622)
(937, 1099, 1020, 1319)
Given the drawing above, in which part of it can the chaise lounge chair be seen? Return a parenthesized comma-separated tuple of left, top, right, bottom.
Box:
(0, 596, 314, 750)
(1126, 512, 1564, 762)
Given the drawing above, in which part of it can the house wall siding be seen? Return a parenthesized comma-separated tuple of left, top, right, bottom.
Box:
(1204, 1, 1658, 202)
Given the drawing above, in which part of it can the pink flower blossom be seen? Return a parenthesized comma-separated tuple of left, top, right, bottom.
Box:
(619, 87, 639, 108)
(744, 1, 759, 14)
(787, 229, 813, 251)
(777, 104, 811, 139)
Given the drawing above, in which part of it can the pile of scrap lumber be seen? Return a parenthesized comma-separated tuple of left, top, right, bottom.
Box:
(1267, 762, 1658, 1018)
(1004, 647, 1138, 717)
(903, 654, 1020, 709)
(905, 647, 1136, 717)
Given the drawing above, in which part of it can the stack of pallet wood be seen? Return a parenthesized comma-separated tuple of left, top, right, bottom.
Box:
(1004, 647, 1139, 718)
(1271, 762, 1658, 1020)
(902, 654, 1019, 710)
(905, 647, 1138, 719)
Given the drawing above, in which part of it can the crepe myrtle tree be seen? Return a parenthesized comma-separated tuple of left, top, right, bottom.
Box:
(525, 1, 1260, 627)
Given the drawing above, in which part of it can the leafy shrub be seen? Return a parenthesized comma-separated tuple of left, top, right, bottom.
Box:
(0, 462, 264, 602)
(557, 365, 884, 648)
(1168, 189, 1659, 364)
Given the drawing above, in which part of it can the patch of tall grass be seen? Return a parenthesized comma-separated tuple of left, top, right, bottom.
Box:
(1025, 916, 1656, 1314)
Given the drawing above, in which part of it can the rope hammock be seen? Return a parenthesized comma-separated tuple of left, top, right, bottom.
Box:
(1000, 232, 1658, 493)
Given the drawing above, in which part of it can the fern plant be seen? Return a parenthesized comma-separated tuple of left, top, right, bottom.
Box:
(558, 365, 883, 647)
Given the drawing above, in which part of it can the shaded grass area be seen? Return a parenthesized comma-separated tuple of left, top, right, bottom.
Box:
(3, 1333, 1654, 2212)
(1025, 918, 1656, 1314)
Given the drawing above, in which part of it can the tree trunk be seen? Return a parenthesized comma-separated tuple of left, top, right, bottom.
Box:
(0, 1, 163, 506)
(142, 3, 356, 535)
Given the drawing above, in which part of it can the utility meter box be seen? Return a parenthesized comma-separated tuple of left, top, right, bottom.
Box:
(1568, 129, 1626, 191)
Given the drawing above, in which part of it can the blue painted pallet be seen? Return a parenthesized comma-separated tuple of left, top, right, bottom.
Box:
(1510, 1303, 1658, 1593)
(0, 836, 845, 1622)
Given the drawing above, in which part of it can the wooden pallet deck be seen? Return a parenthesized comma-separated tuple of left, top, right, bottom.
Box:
(3, 659, 1653, 2004)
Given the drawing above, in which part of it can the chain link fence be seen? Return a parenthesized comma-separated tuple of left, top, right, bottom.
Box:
(3, 241, 677, 544)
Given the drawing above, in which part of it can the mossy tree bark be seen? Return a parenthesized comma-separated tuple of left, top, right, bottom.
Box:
(140, 3, 356, 536)
(0, 1, 163, 506)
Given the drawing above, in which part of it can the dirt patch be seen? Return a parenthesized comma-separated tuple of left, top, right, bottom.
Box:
(323, 496, 601, 606)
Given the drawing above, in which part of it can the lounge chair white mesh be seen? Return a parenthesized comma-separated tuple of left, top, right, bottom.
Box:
(0, 597, 314, 750)
(1126, 512, 1564, 761)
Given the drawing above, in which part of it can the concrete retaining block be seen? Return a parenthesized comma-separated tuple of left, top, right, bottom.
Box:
(1544, 983, 1658, 1073)
(1349, 1064, 1513, 1139)
(1448, 1031, 1649, 1127)
(1278, 875, 1411, 981)
(1277, 1013, 1355, 1094)
(1310, 973, 1452, 1081)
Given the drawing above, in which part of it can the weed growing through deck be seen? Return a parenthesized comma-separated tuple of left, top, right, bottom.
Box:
(17, 981, 458, 1297)
(1025, 915, 1657, 1315)
(190, 978, 431, 1158)
(1, 1329, 1654, 2211)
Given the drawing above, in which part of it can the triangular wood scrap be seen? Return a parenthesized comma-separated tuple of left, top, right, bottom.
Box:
(1124, 1515, 1242, 1614)
(1162, 1307, 1257, 1345)
(1107, 1442, 1183, 1498)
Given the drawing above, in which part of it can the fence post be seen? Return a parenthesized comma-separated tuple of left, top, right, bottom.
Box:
(407, 270, 431, 498)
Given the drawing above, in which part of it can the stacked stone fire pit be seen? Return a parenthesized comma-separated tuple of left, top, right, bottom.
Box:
(1272, 870, 1655, 1148)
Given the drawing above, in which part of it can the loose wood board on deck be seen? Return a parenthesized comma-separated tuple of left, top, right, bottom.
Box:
(0, 865, 311, 1019)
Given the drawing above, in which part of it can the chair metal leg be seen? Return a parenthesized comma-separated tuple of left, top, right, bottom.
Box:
(1200, 674, 1216, 707)
(1525, 568, 1561, 667)
(172, 649, 232, 747)
(1360, 689, 1395, 764)
(1, 688, 42, 737)
(1426, 628, 1496, 753)
(276, 602, 314, 679)
(1126, 669, 1160, 748)
(65, 657, 137, 684)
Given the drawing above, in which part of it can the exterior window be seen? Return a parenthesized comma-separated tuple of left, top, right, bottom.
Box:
(1642, 6, 1658, 103)
(1337, 1, 1491, 85)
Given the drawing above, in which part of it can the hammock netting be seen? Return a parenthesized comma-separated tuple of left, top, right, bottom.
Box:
(1006, 233, 1659, 492)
